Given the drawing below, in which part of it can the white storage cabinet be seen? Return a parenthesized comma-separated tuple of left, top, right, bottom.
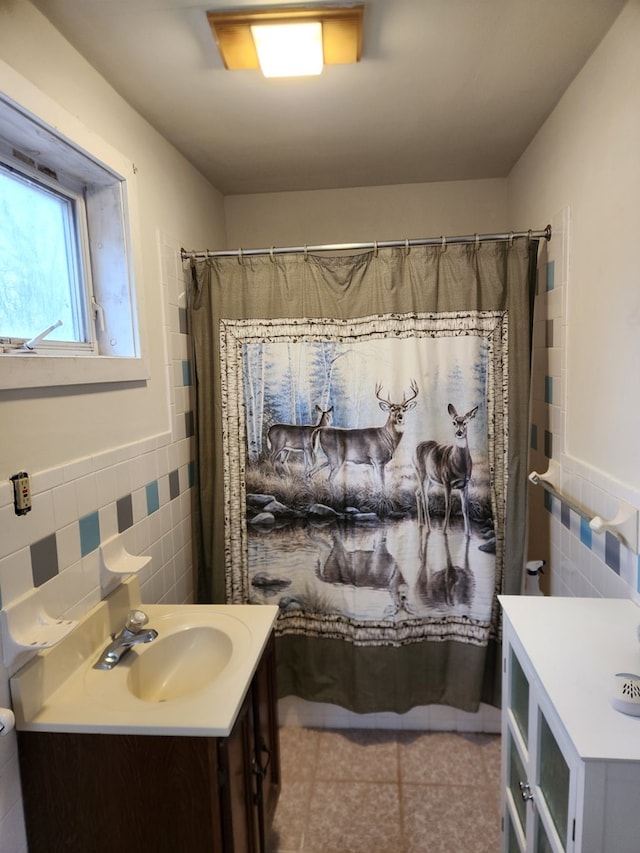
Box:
(500, 595, 640, 852)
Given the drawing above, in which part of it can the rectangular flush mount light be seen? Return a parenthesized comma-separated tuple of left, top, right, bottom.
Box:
(207, 5, 364, 78)
(251, 22, 323, 77)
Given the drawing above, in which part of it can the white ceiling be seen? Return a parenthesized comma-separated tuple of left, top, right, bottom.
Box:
(30, 0, 626, 195)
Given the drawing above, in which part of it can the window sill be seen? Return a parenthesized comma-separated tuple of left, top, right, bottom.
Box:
(0, 354, 149, 390)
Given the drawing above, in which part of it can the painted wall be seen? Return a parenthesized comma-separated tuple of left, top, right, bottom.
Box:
(0, 2, 225, 850)
(224, 178, 508, 250)
(508, 0, 640, 602)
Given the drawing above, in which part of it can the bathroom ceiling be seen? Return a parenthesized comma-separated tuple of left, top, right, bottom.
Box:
(30, 0, 626, 195)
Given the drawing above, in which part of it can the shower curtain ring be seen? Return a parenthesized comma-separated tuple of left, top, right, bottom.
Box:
(269, 246, 275, 263)
(303, 245, 309, 262)
(238, 247, 244, 265)
(404, 238, 410, 256)
(508, 232, 514, 248)
(527, 229, 532, 243)
(474, 233, 481, 251)
(440, 235, 447, 253)
(373, 240, 378, 258)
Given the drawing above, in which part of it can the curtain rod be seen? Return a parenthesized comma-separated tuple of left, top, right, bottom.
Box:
(180, 225, 551, 261)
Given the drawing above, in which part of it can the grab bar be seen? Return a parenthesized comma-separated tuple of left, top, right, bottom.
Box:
(529, 461, 638, 552)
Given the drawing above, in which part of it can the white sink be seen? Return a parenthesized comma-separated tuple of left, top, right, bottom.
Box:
(10, 578, 279, 737)
(127, 624, 233, 703)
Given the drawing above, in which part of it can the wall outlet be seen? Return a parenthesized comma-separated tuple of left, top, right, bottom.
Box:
(10, 472, 31, 516)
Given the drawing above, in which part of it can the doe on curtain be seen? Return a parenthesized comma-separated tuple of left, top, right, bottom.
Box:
(189, 239, 538, 713)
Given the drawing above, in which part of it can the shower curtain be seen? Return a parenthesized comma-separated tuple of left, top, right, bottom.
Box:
(189, 239, 538, 712)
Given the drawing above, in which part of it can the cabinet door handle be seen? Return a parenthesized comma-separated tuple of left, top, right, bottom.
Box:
(256, 739, 271, 776)
(519, 781, 534, 802)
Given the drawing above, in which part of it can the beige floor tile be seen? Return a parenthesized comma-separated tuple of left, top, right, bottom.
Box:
(315, 729, 400, 783)
(398, 731, 485, 786)
(270, 726, 504, 852)
(476, 733, 502, 784)
(267, 779, 312, 853)
(401, 783, 501, 853)
(475, 734, 502, 817)
(304, 781, 403, 853)
(278, 726, 322, 783)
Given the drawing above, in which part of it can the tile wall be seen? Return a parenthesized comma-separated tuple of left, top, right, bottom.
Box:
(528, 207, 640, 603)
(0, 232, 194, 850)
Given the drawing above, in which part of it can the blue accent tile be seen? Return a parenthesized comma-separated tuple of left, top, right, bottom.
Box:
(117, 494, 133, 532)
(188, 460, 195, 488)
(182, 360, 192, 386)
(546, 260, 555, 291)
(146, 480, 160, 515)
(605, 531, 620, 575)
(530, 423, 538, 451)
(580, 516, 593, 549)
(79, 512, 101, 557)
(561, 501, 571, 530)
(545, 376, 553, 405)
(543, 490, 553, 513)
(31, 533, 59, 587)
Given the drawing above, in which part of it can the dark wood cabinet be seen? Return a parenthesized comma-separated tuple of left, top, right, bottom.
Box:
(17, 632, 280, 853)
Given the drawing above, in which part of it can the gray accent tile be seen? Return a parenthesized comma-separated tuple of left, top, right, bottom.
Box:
(117, 494, 134, 532)
(605, 532, 621, 575)
(169, 469, 180, 500)
(545, 319, 554, 348)
(178, 307, 188, 334)
(185, 410, 194, 438)
(31, 533, 59, 587)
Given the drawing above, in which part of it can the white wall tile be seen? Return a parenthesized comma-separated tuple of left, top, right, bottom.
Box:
(0, 550, 32, 606)
(56, 522, 81, 571)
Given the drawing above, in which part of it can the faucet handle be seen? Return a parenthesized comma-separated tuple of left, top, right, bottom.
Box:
(124, 609, 150, 633)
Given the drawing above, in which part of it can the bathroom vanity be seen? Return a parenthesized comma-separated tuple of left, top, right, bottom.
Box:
(500, 595, 640, 853)
(10, 580, 280, 853)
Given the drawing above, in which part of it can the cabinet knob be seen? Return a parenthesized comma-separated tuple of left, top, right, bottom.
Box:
(519, 781, 534, 802)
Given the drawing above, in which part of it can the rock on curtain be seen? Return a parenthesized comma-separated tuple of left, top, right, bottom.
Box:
(189, 240, 538, 713)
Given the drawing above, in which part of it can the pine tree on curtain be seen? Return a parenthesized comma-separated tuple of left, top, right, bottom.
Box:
(189, 240, 538, 713)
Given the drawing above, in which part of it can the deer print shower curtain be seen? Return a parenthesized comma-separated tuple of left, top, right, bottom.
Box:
(189, 239, 538, 712)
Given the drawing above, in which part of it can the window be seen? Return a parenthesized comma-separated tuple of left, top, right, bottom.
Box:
(1, 161, 89, 349)
(0, 68, 147, 389)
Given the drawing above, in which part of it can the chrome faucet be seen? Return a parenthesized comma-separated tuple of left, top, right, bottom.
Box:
(94, 609, 158, 670)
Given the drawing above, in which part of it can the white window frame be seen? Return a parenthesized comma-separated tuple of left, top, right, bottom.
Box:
(0, 61, 148, 390)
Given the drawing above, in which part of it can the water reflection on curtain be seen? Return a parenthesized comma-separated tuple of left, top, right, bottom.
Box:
(189, 240, 538, 712)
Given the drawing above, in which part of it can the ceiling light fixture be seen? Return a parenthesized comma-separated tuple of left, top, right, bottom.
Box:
(207, 5, 364, 78)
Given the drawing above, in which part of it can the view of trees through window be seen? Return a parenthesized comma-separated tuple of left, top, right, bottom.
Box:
(0, 166, 85, 343)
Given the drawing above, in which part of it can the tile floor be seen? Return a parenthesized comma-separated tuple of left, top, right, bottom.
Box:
(268, 727, 502, 853)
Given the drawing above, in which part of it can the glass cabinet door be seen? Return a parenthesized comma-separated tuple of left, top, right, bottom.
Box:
(510, 649, 530, 747)
(535, 814, 555, 853)
(507, 732, 528, 837)
(506, 812, 523, 853)
(537, 713, 570, 849)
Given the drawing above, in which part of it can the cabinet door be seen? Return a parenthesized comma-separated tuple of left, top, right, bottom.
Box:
(252, 632, 281, 848)
(218, 695, 261, 853)
(503, 642, 533, 852)
(503, 626, 576, 853)
(530, 706, 574, 852)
